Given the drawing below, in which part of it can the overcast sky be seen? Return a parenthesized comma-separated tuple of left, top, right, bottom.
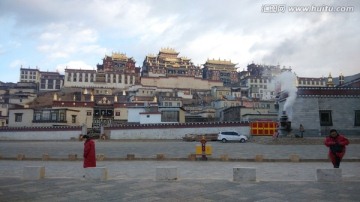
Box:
(0, 0, 359, 83)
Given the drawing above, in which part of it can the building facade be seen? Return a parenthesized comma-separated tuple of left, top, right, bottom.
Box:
(238, 63, 292, 100)
(202, 59, 238, 86)
(140, 76, 223, 90)
(240, 76, 275, 100)
(296, 77, 327, 87)
(39, 71, 64, 91)
(278, 87, 360, 136)
(142, 48, 202, 78)
(20, 67, 40, 83)
(20, 67, 64, 91)
(64, 52, 140, 89)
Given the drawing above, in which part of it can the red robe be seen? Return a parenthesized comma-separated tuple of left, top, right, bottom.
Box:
(324, 134, 349, 165)
(83, 139, 96, 168)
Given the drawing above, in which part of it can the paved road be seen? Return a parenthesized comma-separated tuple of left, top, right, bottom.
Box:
(1, 140, 360, 160)
(0, 161, 360, 201)
(1, 177, 359, 202)
(1, 140, 360, 201)
(1, 161, 360, 181)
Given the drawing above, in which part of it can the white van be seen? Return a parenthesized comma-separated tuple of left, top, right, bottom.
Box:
(217, 131, 248, 143)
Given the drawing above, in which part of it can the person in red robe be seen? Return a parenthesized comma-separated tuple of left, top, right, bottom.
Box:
(83, 135, 96, 168)
(324, 129, 349, 168)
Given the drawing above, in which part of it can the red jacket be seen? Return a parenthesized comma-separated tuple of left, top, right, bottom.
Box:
(324, 134, 349, 158)
(83, 139, 96, 168)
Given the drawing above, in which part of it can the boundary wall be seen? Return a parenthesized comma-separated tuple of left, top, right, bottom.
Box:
(0, 126, 82, 140)
(0, 122, 250, 140)
(107, 122, 250, 139)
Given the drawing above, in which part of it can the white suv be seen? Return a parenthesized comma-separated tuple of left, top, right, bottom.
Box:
(217, 131, 248, 143)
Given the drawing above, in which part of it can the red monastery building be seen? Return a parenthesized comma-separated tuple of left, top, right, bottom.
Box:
(142, 48, 202, 78)
(140, 48, 223, 90)
(202, 59, 238, 86)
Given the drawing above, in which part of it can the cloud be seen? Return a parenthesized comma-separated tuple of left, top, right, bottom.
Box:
(262, 11, 360, 77)
(0, 0, 359, 79)
(37, 23, 107, 59)
(9, 59, 25, 68)
(0, 41, 22, 55)
(0, 44, 5, 55)
(55, 60, 94, 74)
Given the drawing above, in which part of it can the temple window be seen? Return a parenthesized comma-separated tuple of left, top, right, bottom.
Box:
(48, 79, 53, 89)
(51, 112, 57, 121)
(60, 113, 65, 121)
(56, 80, 60, 89)
(71, 115, 77, 123)
(355, 110, 360, 126)
(319, 110, 333, 126)
(42, 111, 50, 120)
(15, 113, 23, 122)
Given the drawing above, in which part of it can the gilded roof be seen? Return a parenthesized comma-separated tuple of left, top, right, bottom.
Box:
(159, 47, 179, 54)
(111, 52, 128, 60)
(205, 59, 236, 66)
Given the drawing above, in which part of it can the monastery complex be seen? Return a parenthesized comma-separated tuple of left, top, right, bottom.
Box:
(1, 48, 359, 137)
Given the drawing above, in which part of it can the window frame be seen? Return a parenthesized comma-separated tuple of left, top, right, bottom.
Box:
(319, 110, 333, 126)
(71, 115, 77, 123)
(355, 110, 360, 126)
(15, 113, 23, 122)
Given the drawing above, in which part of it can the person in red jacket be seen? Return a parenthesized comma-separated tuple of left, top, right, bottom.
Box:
(324, 129, 349, 168)
(83, 135, 96, 168)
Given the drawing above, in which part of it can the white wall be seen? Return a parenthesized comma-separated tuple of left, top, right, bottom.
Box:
(127, 108, 145, 122)
(0, 129, 81, 140)
(8, 109, 34, 127)
(0, 124, 250, 140)
(140, 114, 162, 124)
(109, 125, 250, 139)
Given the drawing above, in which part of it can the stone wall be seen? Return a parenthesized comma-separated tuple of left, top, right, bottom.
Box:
(280, 97, 360, 136)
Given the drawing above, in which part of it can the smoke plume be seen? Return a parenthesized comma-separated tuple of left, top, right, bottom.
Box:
(275, 71, 298, 120)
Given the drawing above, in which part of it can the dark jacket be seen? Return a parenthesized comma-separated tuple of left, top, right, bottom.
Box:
(83, 139, 96, 168)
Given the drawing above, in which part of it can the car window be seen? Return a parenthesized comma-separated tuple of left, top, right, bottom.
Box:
(221, 132, 238, 136)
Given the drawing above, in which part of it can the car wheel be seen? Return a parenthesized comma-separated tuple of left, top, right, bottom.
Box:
(221, 138, 227, 143)
(240, 138, 246, 143)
